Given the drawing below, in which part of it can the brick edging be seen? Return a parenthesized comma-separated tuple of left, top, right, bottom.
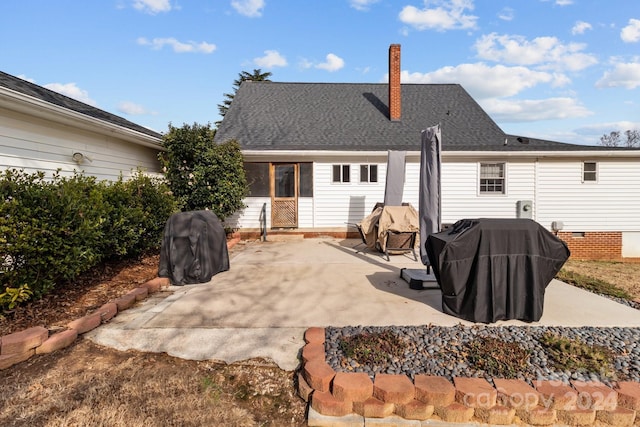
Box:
(0, 237, 242, 370)
(299, 327, 640, 426)
(0, 277, 171, 370)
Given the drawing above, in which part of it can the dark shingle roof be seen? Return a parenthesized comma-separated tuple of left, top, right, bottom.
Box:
(0, 71, 162, 140)
(213, 81, 598, 152)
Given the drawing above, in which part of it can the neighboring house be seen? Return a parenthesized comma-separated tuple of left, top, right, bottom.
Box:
(215, 45, 640, 260)
(0, 71, 163, 181)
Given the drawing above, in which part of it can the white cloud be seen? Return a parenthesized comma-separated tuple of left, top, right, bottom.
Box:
(398, 0, 478, 31)
(555, 0, 573, 5)
(298, 58, 313, 69)
(621, 18, 640, 43)
(117, 101, 149, 115)
(349, 0, 379, 11)
(254, 50, 288, 68)
(575, 121, 640, 136)
(315, 53, 345, 72)
(572, 21, 592, 35)
(497, 7, 514, 21)
(595, 62, 640, 89)
(137, 37, 216, 53)
(44, 82, 98, 106)
(399, 62, 557, 99)
(474, 33, 597, 71)
(481, 97, 591, 122)
(17, 74, 36, 83)
(132, 0, 172, 14)
(231, 0, 265, 17)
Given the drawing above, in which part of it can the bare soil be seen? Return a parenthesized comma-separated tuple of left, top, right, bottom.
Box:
(2, 248, 639, 426)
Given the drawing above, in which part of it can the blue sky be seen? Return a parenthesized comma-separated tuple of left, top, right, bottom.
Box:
(1, 0, 639, 146)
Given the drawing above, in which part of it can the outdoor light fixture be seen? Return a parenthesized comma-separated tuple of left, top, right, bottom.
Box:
(551, 221, 564, 232)
(72, 152, 93, 164)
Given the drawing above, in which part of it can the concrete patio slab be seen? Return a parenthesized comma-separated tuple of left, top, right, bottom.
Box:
(86, 238, 640, 371)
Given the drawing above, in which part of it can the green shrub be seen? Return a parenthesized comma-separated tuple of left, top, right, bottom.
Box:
(160, 123, 248, 220)
(100, 172, 178, 258)
(0, 284, 33, 312)
(0, 169, 179, 303)
(0, 170, 105, 298)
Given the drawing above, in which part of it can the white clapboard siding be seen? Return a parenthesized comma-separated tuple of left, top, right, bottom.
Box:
(418, 160, 535, 225)
(225, 197, 270, 229)
(232, 155, 640, 235)
(1, 107, 161, 181)
(537, 159, 640, 232)
(313, 161, 386, 227)
(225, 196, 314, 229)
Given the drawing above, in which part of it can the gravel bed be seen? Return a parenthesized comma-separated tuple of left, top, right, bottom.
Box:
(325, 324, 640, 387)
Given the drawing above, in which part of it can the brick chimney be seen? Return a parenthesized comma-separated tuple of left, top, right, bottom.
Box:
(388, 44, 401, 121)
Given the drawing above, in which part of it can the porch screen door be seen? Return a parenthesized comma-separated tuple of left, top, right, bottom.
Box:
(271, 163, 298, 228)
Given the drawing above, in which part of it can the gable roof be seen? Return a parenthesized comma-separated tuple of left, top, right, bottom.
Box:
(214, 81, 606, 152)
(0, 71, 162, 144)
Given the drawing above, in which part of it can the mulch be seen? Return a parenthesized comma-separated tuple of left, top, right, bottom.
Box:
(0, 253, 160, 336)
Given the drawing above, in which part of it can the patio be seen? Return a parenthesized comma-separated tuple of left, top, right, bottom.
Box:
(86, 238, 640, 371)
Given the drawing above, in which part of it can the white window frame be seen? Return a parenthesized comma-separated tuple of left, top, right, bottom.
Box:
(332, 164, 351, 183)
(478, 162, 506, 195)
(582, 161, 598, 183)
(359, 164, 378, 183)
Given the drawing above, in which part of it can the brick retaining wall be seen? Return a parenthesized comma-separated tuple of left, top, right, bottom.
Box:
(300, 327, 640, 426)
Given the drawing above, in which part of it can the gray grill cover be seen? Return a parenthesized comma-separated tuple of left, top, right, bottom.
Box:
(426, 218, 570, 323)
(158, 211, 230, 285)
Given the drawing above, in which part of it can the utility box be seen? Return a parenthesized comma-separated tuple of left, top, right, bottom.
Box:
(516, 200, 533, 219)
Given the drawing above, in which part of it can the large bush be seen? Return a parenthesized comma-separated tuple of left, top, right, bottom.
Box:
(0, 169, 178, 304)
(160, 123, 248, 220)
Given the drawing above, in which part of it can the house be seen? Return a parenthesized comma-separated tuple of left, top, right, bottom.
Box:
(0, 71, 163, 181)
(215, 44, 640, 260)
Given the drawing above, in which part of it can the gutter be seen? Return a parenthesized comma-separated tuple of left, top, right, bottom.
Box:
(0, 86, 164, 150)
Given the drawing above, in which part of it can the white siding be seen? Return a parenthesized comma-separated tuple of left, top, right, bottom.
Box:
(225, 197, 314, 229)
(537, 159, 640, 232)
(225, 197, 270, 229)
(404, 160, 536, 225)
(313, 161, 386, 227)
(0, 107, 161, 181)
(233, 154, 640, 238)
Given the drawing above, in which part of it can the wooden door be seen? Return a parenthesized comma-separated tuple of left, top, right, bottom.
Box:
(270, 163, 298, 228)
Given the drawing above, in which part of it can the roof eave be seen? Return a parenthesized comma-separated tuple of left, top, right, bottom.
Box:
(0, 86, 164, 150)
(241, 149, 640, 160)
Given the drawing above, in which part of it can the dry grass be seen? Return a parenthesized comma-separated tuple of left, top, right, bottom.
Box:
(561, 260, 640, 300)
(0, 339, 306, 427)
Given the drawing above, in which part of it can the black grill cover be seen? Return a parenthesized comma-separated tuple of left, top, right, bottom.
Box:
(158, 211, 230, 285)
(426, 218, 570, 323)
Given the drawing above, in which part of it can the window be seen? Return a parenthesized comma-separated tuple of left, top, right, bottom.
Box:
(243, 162, 270, 197)
(299, 162, 313, 197)
(479, 162, 505, 194)
(332, 164, 350, 183)
(583, 161, 597, 182)
(359, 164, 378, 183)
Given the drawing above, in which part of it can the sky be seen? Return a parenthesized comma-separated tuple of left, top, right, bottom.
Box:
(1, 0, 639, 146)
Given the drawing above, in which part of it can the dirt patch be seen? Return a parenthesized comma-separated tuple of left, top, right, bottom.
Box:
(562, 260, 640, 300)
(0, 339, 306, 426)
